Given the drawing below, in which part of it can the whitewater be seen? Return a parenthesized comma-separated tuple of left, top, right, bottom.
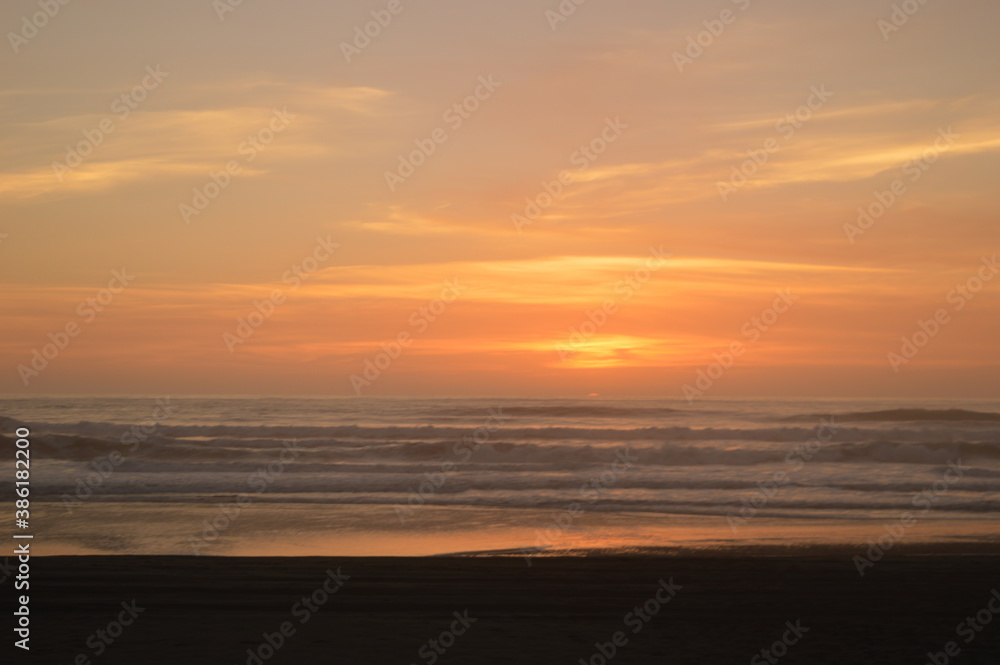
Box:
(2, 396, 998, 555)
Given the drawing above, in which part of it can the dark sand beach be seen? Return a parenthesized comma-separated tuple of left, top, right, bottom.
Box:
(33, 551, 1000, 664)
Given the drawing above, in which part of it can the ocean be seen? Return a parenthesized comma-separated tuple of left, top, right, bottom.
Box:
(3, 396, 999, 556)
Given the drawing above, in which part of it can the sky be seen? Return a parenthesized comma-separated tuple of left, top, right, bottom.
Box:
(1, 0, 998, 397)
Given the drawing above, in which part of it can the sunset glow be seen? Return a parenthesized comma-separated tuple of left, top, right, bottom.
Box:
(2, 0, 997, 397)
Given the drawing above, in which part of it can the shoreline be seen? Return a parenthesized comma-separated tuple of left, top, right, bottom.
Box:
(32, 499, 1000, 557)
(32, 539, 1000, 558)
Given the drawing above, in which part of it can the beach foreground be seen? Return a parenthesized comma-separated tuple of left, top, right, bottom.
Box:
(33, 553, 1000, 664)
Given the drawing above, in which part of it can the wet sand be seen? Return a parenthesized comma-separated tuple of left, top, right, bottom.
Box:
(32, 552, 1000, 664)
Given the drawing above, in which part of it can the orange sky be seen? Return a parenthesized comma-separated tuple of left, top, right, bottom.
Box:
(1, 0, 998, 396)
